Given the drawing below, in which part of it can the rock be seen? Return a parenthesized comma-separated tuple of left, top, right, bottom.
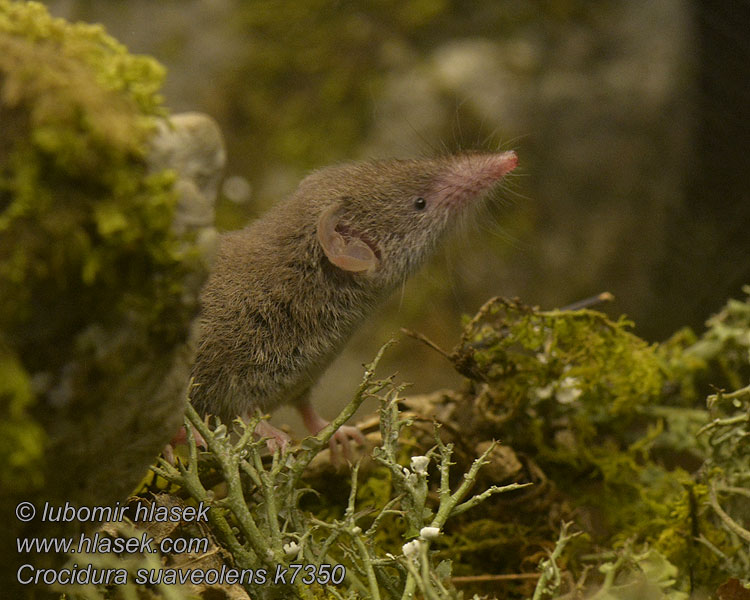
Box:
(0, 3, 223, 595)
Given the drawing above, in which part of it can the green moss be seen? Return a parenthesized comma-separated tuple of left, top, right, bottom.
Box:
(0, 344, 43, 491)
(97, 293, 750, 597)
(0, 0, 164, 114)
(438, 519, 537, 576)
(448, 297, 750, 591)
(0, 2, 183, 359)
(454, 298, 663, 445)
(0, 0, 195, 500)
(660, 285, 750, 403)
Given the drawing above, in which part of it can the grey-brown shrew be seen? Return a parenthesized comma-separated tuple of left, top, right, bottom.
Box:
(190, 151, 518, 458)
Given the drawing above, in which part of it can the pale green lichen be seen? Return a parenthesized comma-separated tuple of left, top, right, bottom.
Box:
(52, 294, 750, 598)
(140, 343, 526, 600)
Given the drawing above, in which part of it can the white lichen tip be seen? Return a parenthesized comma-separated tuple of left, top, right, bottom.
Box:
(402, 539, 422, 560)
(283, 541, 300, 557)
(419, 526, 440, 540)
(402, 466, 417, 484)
(410, 455, 430, 474)
(213, 424, 227, 439)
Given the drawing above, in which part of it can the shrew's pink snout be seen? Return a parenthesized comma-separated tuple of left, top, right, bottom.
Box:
(434, 151, 518, 209)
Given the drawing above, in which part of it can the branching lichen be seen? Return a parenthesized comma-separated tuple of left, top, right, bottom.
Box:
(46, 292, 750, 599)
(139, 342, 527, 599)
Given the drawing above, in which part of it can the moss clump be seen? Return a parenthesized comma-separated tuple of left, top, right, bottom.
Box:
(0, 0, 187, 370)
(445, 296, 749, 592)
(660, 285, 750, 404)
(0, 6, 207, 593)
(0, 343, 43, 493)
(453, 298, 664, 454)
(0, 3, 190, 423)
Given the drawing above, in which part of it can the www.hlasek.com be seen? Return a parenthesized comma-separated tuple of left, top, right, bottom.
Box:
(15, 501, 345, 587)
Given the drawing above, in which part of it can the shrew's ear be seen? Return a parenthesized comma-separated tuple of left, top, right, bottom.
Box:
(316, 204, 378, 273)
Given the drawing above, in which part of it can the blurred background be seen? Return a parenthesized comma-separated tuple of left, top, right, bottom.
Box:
(42, 0, 750, 432)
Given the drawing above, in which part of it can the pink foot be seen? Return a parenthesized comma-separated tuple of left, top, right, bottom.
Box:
(170, 424, 207, 448)
(328, 424, 366, 463)
(297, 400, 365, 463)
(254, 419, 291, 454)
(164, 424, 207, 463)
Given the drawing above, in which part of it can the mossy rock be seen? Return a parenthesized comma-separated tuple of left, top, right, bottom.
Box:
(0, 2, 221, 594)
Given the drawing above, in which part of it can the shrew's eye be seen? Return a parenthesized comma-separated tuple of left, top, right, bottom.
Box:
(414, 197, 426, 210)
